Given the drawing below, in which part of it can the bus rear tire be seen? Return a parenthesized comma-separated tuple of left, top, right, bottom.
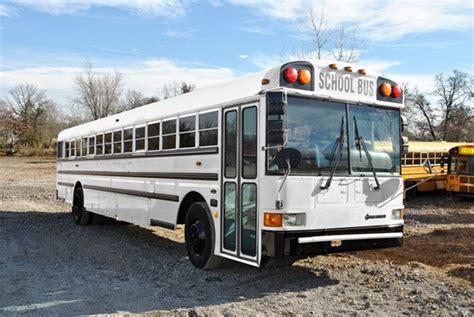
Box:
(184, 202, 222, 270)
(72, 187, 91, 226)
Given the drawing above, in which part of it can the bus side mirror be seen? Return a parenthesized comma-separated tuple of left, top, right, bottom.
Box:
(401, 136, 409, 155)
(266, 91, 287, 147)
(401, 114, 407, 133)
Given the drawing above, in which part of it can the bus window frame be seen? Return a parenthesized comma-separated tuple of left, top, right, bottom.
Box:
(113, 129, 123, 155)
(146, 120, 161, 152)
(198, 109, 219, 148)
(123, 127, 134, 154)
(88, 135, 96, 156)
(162, 117, 178, 151)
(104, 131, 113, 155)
(178, 114, 197, 149)
(134, 124, 146, 153)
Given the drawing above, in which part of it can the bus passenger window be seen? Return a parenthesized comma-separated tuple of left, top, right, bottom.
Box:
(179, 116, 196, 148)
(135, 127, 145, 151)
(147, 122, 160, 151)
(123, 128, 133, 153)
(96, 134, 104, 155)
(104, 132, 112, 154)
(162, 119, 176, 150)
(82, 137, 87, 156)
(76, 139, 81, 157)
(113, 130, 122, 154)
(199, 111, 218, 147)
(65, 141, 70, 158)
(57, 141, 63, 158)
(70, 140, 76, 157)
(88, 136, 95, 155)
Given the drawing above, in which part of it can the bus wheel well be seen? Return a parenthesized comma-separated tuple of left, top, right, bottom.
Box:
(177, 191, 207, 225)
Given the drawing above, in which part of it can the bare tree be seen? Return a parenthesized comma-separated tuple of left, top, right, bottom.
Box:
(3, 84, 55, 145)
(119, 90, 160, 112)
(74, 63, 123, 120)
(434, 70, 473, 141)
(332, 24, 361, 63)
(306, 2, 329, 60)
(404, 87, 438, 140)
(302, 4, 361, 62)
(160, 81, 195, 100)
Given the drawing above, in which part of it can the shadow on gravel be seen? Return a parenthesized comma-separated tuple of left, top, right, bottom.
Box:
(0, 210, 339, 316)
(407, 212, 474, 225)
(352, 227, 474, 284)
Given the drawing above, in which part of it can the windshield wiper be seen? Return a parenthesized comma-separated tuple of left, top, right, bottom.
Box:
(320, 116, 345, 190)
(353, 116, 380, 190)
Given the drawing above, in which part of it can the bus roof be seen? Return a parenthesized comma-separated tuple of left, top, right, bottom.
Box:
(58, 59, 401, 141)
(407, 141, 468, 153)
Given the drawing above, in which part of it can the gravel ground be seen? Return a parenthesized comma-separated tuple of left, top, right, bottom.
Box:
(0, 157, 472, 316)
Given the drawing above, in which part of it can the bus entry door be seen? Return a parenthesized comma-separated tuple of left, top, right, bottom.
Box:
(221, 104, 259, 264)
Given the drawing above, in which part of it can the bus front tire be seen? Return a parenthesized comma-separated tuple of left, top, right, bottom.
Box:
(72, 187, 91, 226)
(184, 202, 221, 270)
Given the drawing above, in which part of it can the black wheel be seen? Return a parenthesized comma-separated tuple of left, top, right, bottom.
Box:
(72, 187, 91, 226)
(184, 202, 221, 270)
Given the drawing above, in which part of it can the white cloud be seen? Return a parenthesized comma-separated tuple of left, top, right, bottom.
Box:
(394, 74, 437, 93)
(230, 0, 473, 41)
(0, 58, 236, 105)
(8, 0, 190, 18)
(238, 54, 249, 59)
(163, 29, 194, 39)
(0, 3, 15, 16)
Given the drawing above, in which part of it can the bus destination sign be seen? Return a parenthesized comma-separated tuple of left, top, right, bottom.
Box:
(318, 71, 375, 98)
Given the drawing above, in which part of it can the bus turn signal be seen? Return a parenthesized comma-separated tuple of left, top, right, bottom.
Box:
(264, 213, 283, 227)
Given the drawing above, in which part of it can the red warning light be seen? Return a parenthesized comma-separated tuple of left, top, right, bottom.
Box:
(391, 85, 402, 98)
(284, 67, 298, 83)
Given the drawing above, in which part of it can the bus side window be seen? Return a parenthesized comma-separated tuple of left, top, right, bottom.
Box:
(82, 137, 87, 156)
(199, 111, 218, 147)
(135, 126, 146, 151)
(147, 122, 160, 151)
(104, 132, 112, 154)
(65, 141, 70, 158)
(96, 133, 104, 155)
(123, 128, 133, 153)
(113, 130, 122, 154)
(162, 119, 177, 150)
(179, 115, 196, 148)
(69, 140, 76, 157)
(57, 141, 63, 158)
(76, 138, 81, 156)
(88, 136, 95, 156)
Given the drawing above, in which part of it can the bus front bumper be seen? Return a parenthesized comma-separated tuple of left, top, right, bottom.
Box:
(261, 225, 403, 260)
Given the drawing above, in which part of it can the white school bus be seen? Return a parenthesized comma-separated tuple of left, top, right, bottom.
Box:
(56, 59, 405, 269)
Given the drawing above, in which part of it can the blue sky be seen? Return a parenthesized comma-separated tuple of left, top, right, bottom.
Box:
(0, 0, 473, 105)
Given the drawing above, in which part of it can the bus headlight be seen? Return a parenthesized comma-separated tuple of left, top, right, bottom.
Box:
(391, 209, 404, 220)
(283, 213, 305, 226)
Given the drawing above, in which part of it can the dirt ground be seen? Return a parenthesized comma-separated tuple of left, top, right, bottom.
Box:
(0, 156, 472, 316)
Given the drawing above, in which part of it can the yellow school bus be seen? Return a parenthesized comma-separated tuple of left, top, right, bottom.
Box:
(446, 144, 474, 197)
(401, 141, 464, 199)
